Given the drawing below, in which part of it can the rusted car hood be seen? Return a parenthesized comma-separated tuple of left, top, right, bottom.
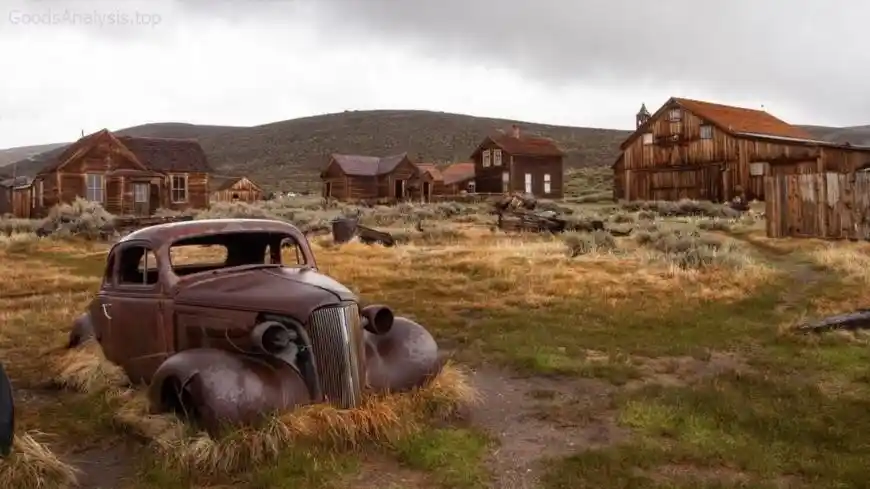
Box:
(173, 267, 356, 319)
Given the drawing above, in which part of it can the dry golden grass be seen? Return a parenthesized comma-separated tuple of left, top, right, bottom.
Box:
(51, 337, 476, 474)
(0, 433, 80, 489)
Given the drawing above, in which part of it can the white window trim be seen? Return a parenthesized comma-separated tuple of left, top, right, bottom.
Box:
(493, 149, 502, 166)
(482, 149, 492, 167)
(642, 133, 653, 145)
(170, 174, 189, 203)
(85, 173, 104, 203)
(134, 183, 149, 203)
(524, 173, 532, 193)
(700, 125, 713, 139)
(668, 108, 682, 121)
(544, 173, 552, 194)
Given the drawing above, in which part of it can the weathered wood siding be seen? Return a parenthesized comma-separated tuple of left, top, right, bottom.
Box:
(619, 100, 870, 202)
(377, 157, 418, 200)
(511, 155, 564, 198)
(212, 177, 262, 203)
(0, 185, 34, 218)
(165, 172, 209, 211)
(764, 172, 870, 239)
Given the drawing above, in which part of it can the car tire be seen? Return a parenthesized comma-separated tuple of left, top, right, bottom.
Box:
(0, 361, 14, 457)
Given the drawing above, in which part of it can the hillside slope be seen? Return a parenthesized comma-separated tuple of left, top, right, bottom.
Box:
(2, 111, 868, 192)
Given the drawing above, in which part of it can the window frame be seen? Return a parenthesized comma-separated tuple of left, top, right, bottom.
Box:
(524, 173, 532, 194)
(501, 171, 510, 192)
(668, 108, 682, 121)
(543, 173, 552, 194)
(700, 124, 713, 140)
(85, 173, 105, 203)
(133, 183, 149, 203)
(482, 149, 491, 167)
(642, 133, 654, 145)
(749, 162, 766, 176)
(493, 149, 502, 166)
(115, 243, 160, 289)
(170, 174, 188, 203)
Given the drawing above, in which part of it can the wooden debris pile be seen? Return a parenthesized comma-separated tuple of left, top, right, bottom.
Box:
(493, 193, 633, 236)
(331, 217, 396, 247)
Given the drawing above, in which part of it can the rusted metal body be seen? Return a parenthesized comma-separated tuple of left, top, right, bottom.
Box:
(67, 218, 442, 432)
(0, 361, 12, 457)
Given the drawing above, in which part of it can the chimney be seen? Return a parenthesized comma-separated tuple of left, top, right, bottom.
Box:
(511, 124, 520, 139)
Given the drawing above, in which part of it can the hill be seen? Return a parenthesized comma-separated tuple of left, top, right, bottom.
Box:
(0, 142, 68, 169)
(1, 111, 868, 192)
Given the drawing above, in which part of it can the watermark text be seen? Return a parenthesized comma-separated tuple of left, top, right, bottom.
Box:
(7, 8, 161, 28)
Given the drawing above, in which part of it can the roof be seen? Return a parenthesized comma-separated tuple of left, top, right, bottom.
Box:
(210, 175, 244, 191)
(441, 162, 475, 185)
(673, 98, 813, 140)
(29, 130, 211, 175)
(121, 218, 306, 247)
(328, 152, 410, 176)
(472, 134, 564, 158)
(415, 163, 443, 181)
(116, 136, 211, 172)
(0, 176, 31, 188)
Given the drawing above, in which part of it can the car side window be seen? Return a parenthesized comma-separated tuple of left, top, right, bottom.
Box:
(266, 238, 303, 265)
(103, 251, 116, 285)
(117, 245, 159, 286)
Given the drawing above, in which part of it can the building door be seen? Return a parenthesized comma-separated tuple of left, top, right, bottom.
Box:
(422, 182, 431, 202)
(133, 183, 150, 216)
(149, 184, 160, 215)
(324, 182, 332, 198)
(502, 172, 510, 193)
(394, 179, 405, 199)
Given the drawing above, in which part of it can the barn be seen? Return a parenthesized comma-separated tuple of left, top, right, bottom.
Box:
(615, 97, 870, 202)
(320, 153, 419, 202)
(210, 175, 263, 203)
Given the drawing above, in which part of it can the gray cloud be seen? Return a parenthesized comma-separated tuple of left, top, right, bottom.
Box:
(295, 0, 870, 125)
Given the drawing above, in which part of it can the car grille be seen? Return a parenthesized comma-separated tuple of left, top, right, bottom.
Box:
(307, 303, 365, 409)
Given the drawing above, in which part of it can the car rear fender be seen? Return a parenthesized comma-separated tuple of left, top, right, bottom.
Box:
(365, 317, 443, 392)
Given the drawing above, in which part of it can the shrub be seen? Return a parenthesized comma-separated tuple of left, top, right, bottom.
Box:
(41, 198, 115, 239)
(620, 199, 740, 219)
(563, 230, 617, 257)
(634, 228, 745, 270)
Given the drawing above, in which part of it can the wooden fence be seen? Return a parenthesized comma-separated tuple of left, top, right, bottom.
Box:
(764, 172, 870, 239)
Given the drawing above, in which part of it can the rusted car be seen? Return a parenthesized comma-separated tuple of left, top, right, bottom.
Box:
(67, 219, 442, 432)
(0, 361, 13, 456)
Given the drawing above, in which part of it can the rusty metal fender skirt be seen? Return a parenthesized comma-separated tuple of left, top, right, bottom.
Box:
(146, 348, 312, 433)
(364, 317, 442, 392)
(0, 361, 14, 457)
(68, 312, 95, 348)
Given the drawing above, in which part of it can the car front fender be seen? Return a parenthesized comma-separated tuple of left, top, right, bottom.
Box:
(68, 312, 96, 348)
(0, 361, 14, 457)
(146, 348, 311, 433)
(364, 316, 442, 393)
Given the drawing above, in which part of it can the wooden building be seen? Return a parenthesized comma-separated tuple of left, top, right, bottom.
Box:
(18, 129, 212, 217)
(210, 175, 263, 203)
(614, 97, 870, 202)
(470, 125, 564, 198)
(0, 176, 34, 218)
(441, 163, 476, 194)
(409, 164, 446, 202)
(320, 153, 419, 202)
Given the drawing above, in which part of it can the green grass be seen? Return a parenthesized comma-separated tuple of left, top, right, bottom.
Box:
(394, 428, 492, 489)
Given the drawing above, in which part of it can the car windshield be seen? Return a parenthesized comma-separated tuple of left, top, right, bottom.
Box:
(168, 231, 308, 278)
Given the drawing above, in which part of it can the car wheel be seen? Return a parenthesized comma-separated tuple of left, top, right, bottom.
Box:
(0, 361, 14, 457)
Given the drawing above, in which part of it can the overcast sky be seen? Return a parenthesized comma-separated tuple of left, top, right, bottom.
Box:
(1, 0, 867, 149)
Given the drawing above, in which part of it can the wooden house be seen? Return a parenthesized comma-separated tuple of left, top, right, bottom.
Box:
(19, 129, 212, 217)
(470, 125, 565, 198)
(409, 164, 446, 202)
(614, 97, 870, 202)
(441, 163, 476, 194)
(210, 175, 263, 203)
(320, 153, 419, 202)
(0, 176, 35, 218)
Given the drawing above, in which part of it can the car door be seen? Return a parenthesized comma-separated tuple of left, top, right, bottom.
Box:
(105, 241, 168, 385)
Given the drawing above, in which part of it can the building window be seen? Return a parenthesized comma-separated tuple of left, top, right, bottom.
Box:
(467, 181, 476, 193)
(171, 174, 188, 203)
(493, 149, 502, 166)
(502, 171, 510, 192)
(482, 149, 491, 167)
(134, 183, 149, 203)
(642, 133, 653, 145)
(524, 173, 532, 193)
(749, 162, 766, 176)
(85, 173, 104, 202)
(668, 108, 682, 121)
(700, 125, 713, 139)
(544, 174, 551, 194)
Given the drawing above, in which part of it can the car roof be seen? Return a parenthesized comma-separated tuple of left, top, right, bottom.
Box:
(119, 218, 305, 248)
